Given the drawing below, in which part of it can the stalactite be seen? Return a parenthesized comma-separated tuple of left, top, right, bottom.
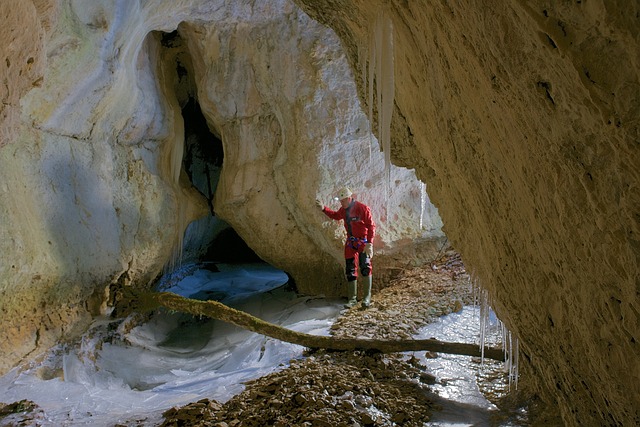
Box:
(357, 44, 372, 165)
(473, 275, 520, 390)
(420, 182, 426, 230)
(365, 11, 394, 216)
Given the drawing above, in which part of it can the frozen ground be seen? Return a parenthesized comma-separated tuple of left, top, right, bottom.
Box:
(414, 307, 514, 426)
(0, 263, 343, 426)
(0, 261, 515, 426)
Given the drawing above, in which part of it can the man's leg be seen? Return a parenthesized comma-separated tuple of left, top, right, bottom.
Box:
(359, 251, 372, 308)
(344, 257, 358, 308)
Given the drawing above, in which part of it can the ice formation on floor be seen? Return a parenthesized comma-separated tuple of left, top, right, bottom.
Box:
(0, 263, 517, 426)
(0, 263, 343, 426)
(410, 306, 513, 426)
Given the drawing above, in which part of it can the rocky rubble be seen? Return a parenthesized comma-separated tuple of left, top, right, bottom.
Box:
(164, 351, 437, 427)
(332, 251, 474, 341)
(0, 400, 45, 426)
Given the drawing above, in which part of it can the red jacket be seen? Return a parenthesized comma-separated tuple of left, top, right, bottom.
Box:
(323, 200, 375, 243)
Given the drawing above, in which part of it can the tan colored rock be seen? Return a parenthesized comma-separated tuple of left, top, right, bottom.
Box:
(0, 0, 47, 148)
(0, 1, 209, 373)
(179, 5, 442, 297)
(0, 0, 439, 375)
(4, 0, 637, 425)
(295, 0, 640, 425)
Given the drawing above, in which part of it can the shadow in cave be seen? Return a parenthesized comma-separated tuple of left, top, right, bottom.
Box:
(204, 227, 263, 264)
(177, 95, 285, 279)
(160, 28, 290, 279)
(152, 30, 295, 353)
(181, 97, 222, 218)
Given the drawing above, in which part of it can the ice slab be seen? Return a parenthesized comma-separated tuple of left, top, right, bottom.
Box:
(408, 306, 510, 426)
(0, 263, 343, 426)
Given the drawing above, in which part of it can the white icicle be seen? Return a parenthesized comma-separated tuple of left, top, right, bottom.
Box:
(511, 337, 520, 390)
(507, 331, 512, 389)
(380, 13, 394, 188)
(478, 288, 489, 364)
(358, 43, 373, 165)
(368, 25, 375, 165)
(419, 181, 426, 230)
(367, 11, 394, 216)
(474, 279, 520, 390)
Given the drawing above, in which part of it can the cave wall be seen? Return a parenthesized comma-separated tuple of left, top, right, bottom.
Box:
(293, 0, 640, 425)
(0, 0, 441, 374)
(177, 4, 444, 296)
(3, 0, 637, 424)
(0, 0, 211, 374)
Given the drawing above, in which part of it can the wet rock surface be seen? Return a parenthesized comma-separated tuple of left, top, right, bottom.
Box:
(0, 400, 45, 426)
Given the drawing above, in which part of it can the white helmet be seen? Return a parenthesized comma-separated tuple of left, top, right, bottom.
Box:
(335, 186, 353, 200)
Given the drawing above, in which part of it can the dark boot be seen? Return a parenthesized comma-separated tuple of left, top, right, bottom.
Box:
(361, 275, 372, 308)
(344, 280, 358, 308)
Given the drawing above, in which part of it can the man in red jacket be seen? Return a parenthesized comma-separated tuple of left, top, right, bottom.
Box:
(317, 187, 375, 308)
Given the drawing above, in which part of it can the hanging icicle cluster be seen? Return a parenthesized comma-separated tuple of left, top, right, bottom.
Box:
(473, 276, 520, 390)
(359, 11, 394, 215)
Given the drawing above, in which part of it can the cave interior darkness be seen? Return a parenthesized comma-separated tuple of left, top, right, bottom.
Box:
(162, 29, 266, 267)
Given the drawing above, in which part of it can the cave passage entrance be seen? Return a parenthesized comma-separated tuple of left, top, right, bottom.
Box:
(180, 96, 263, 264)
(157, 29, 289, 287)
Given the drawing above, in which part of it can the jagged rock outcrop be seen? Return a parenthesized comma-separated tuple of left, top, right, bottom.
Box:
(0, 0, 440, 375)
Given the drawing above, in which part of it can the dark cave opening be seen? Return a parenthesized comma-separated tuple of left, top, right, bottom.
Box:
(180, 95, 263, 265)
(159, 29, 278, 270)
(181, 97, 222, 217)
(205, 228, 264, 264)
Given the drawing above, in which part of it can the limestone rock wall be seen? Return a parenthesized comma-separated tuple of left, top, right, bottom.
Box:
(178, 4, 443, 297)
(295, 0, 640, 425)
(7, 0, 637, 424)
(0, 0, 211, 373)
(0, 0, 441, 374)
(0, 0, 47, 148)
